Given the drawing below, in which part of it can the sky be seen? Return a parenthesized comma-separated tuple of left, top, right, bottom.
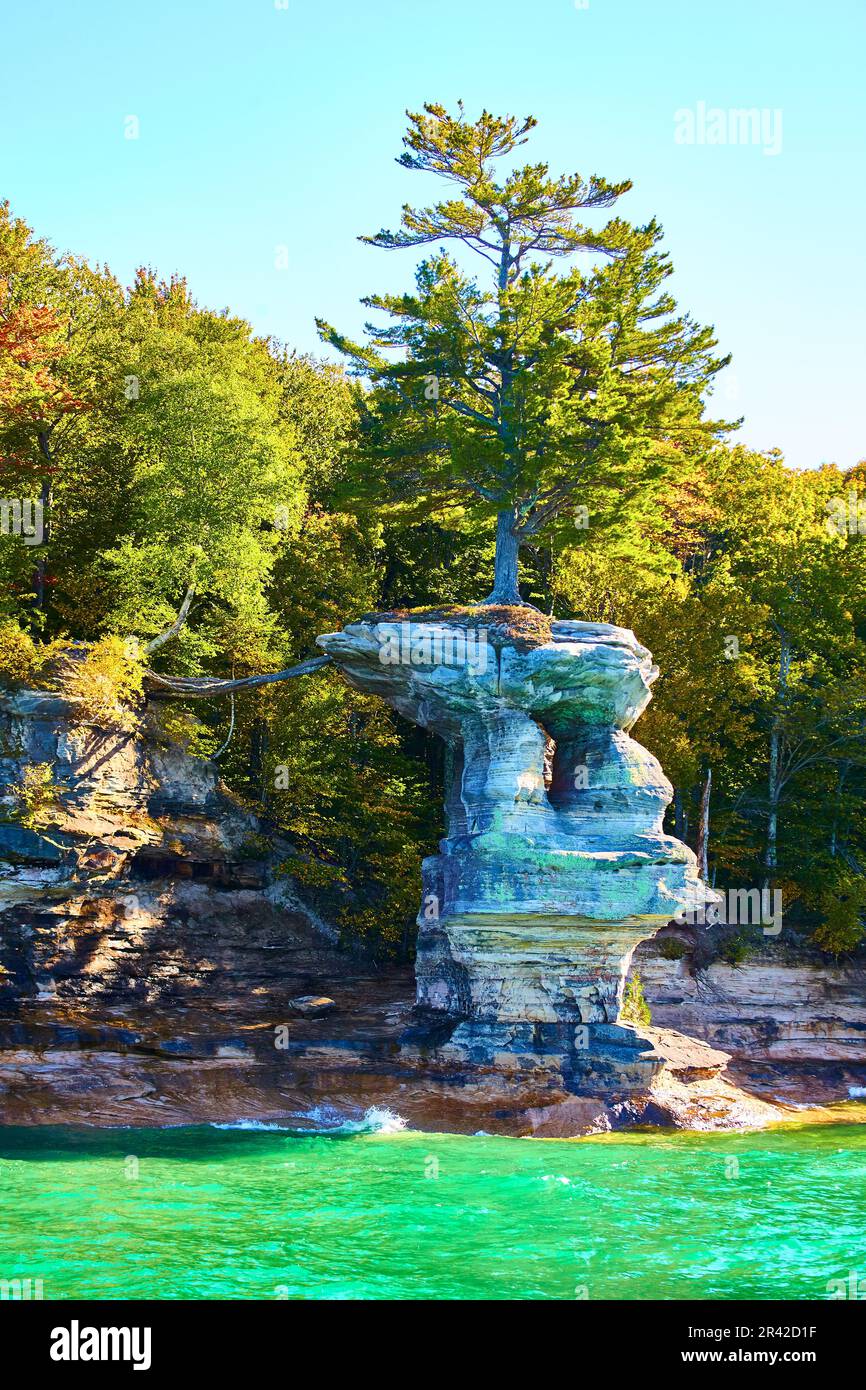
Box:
(1, 0, 863, 472)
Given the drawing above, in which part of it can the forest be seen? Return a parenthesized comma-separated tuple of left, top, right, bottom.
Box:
(1, 107, 865, 960)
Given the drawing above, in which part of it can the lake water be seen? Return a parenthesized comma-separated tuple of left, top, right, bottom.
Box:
(1, 1109, 865, 1300)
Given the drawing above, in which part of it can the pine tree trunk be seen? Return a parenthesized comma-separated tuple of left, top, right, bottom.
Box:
(482, 510, 523, 606)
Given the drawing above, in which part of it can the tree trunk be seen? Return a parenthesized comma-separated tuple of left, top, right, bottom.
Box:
(830, 761, 850, 858)
(764, 796, 778, 887)
(696, 767, 712, 880)
(248, 718, 270, 803)
(144, 653, 332, 698)
(34, 437, 52, 610)
(482, 509, 523, 606)
(144, 582, 195, 653)
(763, 629, 791, 889)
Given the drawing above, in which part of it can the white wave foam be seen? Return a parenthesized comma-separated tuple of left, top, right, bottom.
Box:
(211, 1105, 408, 1135)
(211, 1120, 291, 1131)
(356, 1106, 408, 1134)
(291, 1104, 408, 1134)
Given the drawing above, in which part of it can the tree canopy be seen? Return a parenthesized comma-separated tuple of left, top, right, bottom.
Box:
(2, 108, 865, 958)
(318, 103, 732, 603)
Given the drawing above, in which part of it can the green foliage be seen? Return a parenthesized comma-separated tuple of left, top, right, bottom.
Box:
(0, 620, 40, 686)
(237, 832, 273, 862)
(5, 129, 866, 962)
(15, 762, 62, 831)
(719, 930, 760, 967)
(63, 636, 144, 729)
(148, 703, 217, 759)
(242, 671, 440, 954)
(657, 936, 690, 961)
(0, 621, 67, 689)
(621, 972, 652, 1028)
(808, 868, 866, 955)
(319, 102, 730, 600)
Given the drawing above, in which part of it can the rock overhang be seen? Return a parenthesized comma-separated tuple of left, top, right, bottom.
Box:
(319, 611, 716, 1084)
(317, 616, 657, 733)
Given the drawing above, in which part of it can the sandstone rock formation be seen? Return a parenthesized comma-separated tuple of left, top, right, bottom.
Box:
(0, 672, 862, 1133)
(632, 928, 866, 1104)
(318, 612, 713, 1091)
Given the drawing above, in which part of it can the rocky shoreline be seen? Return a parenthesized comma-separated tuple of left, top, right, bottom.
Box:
(1, 628, 865, 1137)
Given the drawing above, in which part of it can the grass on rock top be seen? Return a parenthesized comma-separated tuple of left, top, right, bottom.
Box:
(361, 604, 553, 651)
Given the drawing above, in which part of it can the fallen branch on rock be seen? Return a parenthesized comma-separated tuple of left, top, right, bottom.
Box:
(144, 654, 333, 699)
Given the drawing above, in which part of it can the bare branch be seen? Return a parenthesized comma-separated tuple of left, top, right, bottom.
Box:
(145, 654, 332, 699)
(143, 583, 196, 655)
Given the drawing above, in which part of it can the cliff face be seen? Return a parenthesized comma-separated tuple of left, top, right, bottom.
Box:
(632, 930, 866, 1103)
(318, 616, 713, 1092)
(0, 685, 336, 972)
(1, 653, 862, 1135)
(0, 686, 418, 1127)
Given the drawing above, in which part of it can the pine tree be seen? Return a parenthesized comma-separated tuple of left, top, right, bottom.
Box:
(319, 102, 731, 605)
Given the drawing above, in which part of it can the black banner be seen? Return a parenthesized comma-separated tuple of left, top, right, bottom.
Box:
(3, 1298, 861, 1377)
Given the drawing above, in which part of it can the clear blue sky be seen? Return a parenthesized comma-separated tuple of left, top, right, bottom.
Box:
(2, 0, 863, 471)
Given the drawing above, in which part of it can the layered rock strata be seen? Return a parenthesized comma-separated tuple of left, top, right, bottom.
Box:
(0, 678, 861, 1133)
(318, 615, 713, 1091)
(632, 929, 866, 1104)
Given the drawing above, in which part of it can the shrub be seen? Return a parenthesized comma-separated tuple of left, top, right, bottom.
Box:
(0, 621, 39, 687)
(658, 935, 690, 961)
(63, 636, 144, 730)
(237, 832, 273, 862)
(719, 929, 758, 966)
(621, 971, 652, 1028)
(15, 762, 63, 831)
(150, 704, 217, 758)
(0, 623, 82, 694)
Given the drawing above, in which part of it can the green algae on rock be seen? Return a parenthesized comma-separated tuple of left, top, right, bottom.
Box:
(318, 616, 716, 1092)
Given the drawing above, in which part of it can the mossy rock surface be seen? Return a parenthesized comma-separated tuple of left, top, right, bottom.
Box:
(361, 604, 552, 651)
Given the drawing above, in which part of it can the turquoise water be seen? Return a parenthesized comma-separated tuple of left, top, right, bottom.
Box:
(1, 1113, 865, 1300)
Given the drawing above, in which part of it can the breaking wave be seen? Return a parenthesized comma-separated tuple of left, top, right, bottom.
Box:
(211, 1120, 292, 1131)
(211, 1106, 408, 1135)
(291, 1104, 408, 1134)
